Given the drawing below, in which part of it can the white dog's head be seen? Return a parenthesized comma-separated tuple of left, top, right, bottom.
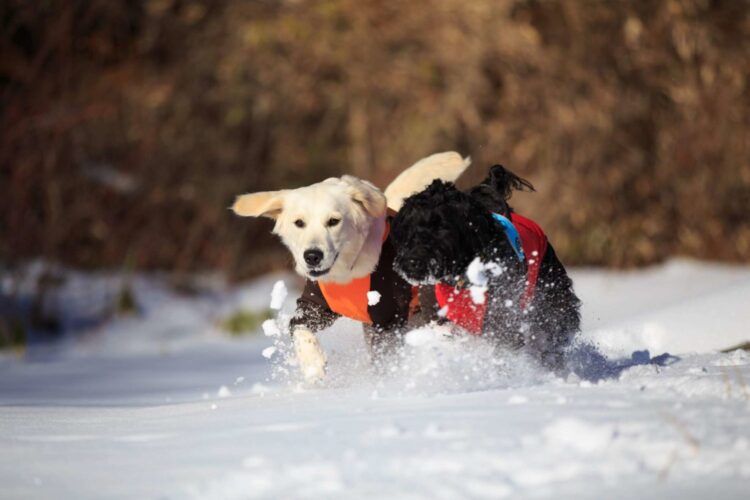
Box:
(232, 176, 387, 283)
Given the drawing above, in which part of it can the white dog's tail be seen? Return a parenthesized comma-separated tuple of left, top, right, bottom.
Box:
(384, 151, 471, 211)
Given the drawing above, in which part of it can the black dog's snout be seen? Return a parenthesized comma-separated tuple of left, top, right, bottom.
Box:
(303, 249, 324, 267)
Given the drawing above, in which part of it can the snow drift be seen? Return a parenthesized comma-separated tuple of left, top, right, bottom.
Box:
(0, 259, 749, 499)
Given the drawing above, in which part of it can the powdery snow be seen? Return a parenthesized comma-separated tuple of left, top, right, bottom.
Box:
(261, 346, 277, 359)
(269, 280, 288, 310)
(261, 319, 281, 337)
(465, 257, 506, 305)
(367, 290, 381, 306)
(0, 259, 749, 499)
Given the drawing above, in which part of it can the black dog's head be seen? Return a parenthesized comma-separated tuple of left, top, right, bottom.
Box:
(390, 165, 534, 285)
(390, 180, 505, 285)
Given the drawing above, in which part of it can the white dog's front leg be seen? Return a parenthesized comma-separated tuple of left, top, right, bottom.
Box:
(293, 328, 327, 382)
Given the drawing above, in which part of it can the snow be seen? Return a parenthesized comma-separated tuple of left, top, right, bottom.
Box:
(541, 418, 615, 453)
(575, 259, 750, 355)
(465, 258, 508, 305)
(465, 257, 503, 304)
(261, 319, 281, 337)
(1, 259, 749, 499)
(367, 290, 382, 306)
(269, 280, 288, 310)
(466, 257, 488, 285)
(261, 346, 277, 359)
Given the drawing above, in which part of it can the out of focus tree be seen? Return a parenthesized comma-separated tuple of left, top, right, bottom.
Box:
(1, 0, 748, 277)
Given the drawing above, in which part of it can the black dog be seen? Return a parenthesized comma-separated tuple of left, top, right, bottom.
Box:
(390, 165, 581, 371)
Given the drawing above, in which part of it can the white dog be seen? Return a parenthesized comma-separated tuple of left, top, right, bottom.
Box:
(232, 152, 470, 381)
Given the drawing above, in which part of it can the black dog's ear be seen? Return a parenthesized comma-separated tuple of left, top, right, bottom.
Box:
(482, 165, 535, 201)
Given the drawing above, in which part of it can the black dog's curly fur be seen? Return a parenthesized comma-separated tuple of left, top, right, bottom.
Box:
(390, 165, 581, 370)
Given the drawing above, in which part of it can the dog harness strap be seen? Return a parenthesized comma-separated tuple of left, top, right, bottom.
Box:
(510, 213, 548, 310)
(491, 213, 525, 262)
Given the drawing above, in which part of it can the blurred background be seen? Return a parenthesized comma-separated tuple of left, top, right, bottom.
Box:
(1, 0, 749, 348)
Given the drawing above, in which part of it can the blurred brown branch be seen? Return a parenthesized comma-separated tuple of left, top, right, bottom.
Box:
(1, 0, 749, 278)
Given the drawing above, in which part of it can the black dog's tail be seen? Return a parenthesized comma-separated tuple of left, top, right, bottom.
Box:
(468, 164, 534, 215)
(480, 164, 535, 201)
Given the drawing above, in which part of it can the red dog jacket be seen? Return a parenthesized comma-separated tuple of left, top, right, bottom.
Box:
(434, 213, 548, 334)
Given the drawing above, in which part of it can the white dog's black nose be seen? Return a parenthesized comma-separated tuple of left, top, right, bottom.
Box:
(303, 249, 324, 267)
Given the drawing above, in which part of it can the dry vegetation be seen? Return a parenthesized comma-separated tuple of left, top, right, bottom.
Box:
(2, 0, 749, 279)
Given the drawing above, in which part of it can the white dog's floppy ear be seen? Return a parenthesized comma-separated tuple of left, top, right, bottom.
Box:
(232, 191, 285, 219)
(341, 175, 387, 217)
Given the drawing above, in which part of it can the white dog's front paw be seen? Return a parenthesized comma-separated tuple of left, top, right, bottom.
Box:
(293, 329, 327, 382)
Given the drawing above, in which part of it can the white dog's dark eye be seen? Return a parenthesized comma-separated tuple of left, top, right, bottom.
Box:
(327, 218, 341, 227)
(294, 219, 305, 228)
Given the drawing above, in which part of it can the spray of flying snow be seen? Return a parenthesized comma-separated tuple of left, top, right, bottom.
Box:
(269, 280, 288, 310)
(465, 258, 506, 305)
(466, 258, 488, 286)
(388, 324, 548, 394)
(262, 319, 281, 337)
(267, 318, 549, 395)
(466, 258, 488, 304)
(262, 309, 302, 387)
(261, 260, 544, 393)
(469, 287, 486, 305)
(258, 279, 301, 386)
(262, 346, 277, 359)
(216, 386, 232, 398)
(367, 291, 381, 306)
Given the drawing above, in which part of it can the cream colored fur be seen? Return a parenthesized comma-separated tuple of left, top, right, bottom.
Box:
(384, 151, 471, 211)
(233, 175, 387, 284)
(292, 328, 326, 382)
(233, 176, 387, 381)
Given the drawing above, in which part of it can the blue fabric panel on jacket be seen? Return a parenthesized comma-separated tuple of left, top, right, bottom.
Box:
(492, 213, 525, 262)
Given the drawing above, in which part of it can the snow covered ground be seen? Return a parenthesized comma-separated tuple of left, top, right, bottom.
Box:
(1, 260, 749, 499)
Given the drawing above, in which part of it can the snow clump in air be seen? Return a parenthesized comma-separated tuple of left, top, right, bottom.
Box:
(262, 319, 281, 337)
(269, 280, 288, 310)
(465, 258, 505, 305)
(367, 291, 381, 306)
(262, 346, 277, 359)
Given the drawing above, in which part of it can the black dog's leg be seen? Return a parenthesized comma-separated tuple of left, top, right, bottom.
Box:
(524, 244, 581, 371)
(414, 285, 445, 326)
(482, 269, 527, 351)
